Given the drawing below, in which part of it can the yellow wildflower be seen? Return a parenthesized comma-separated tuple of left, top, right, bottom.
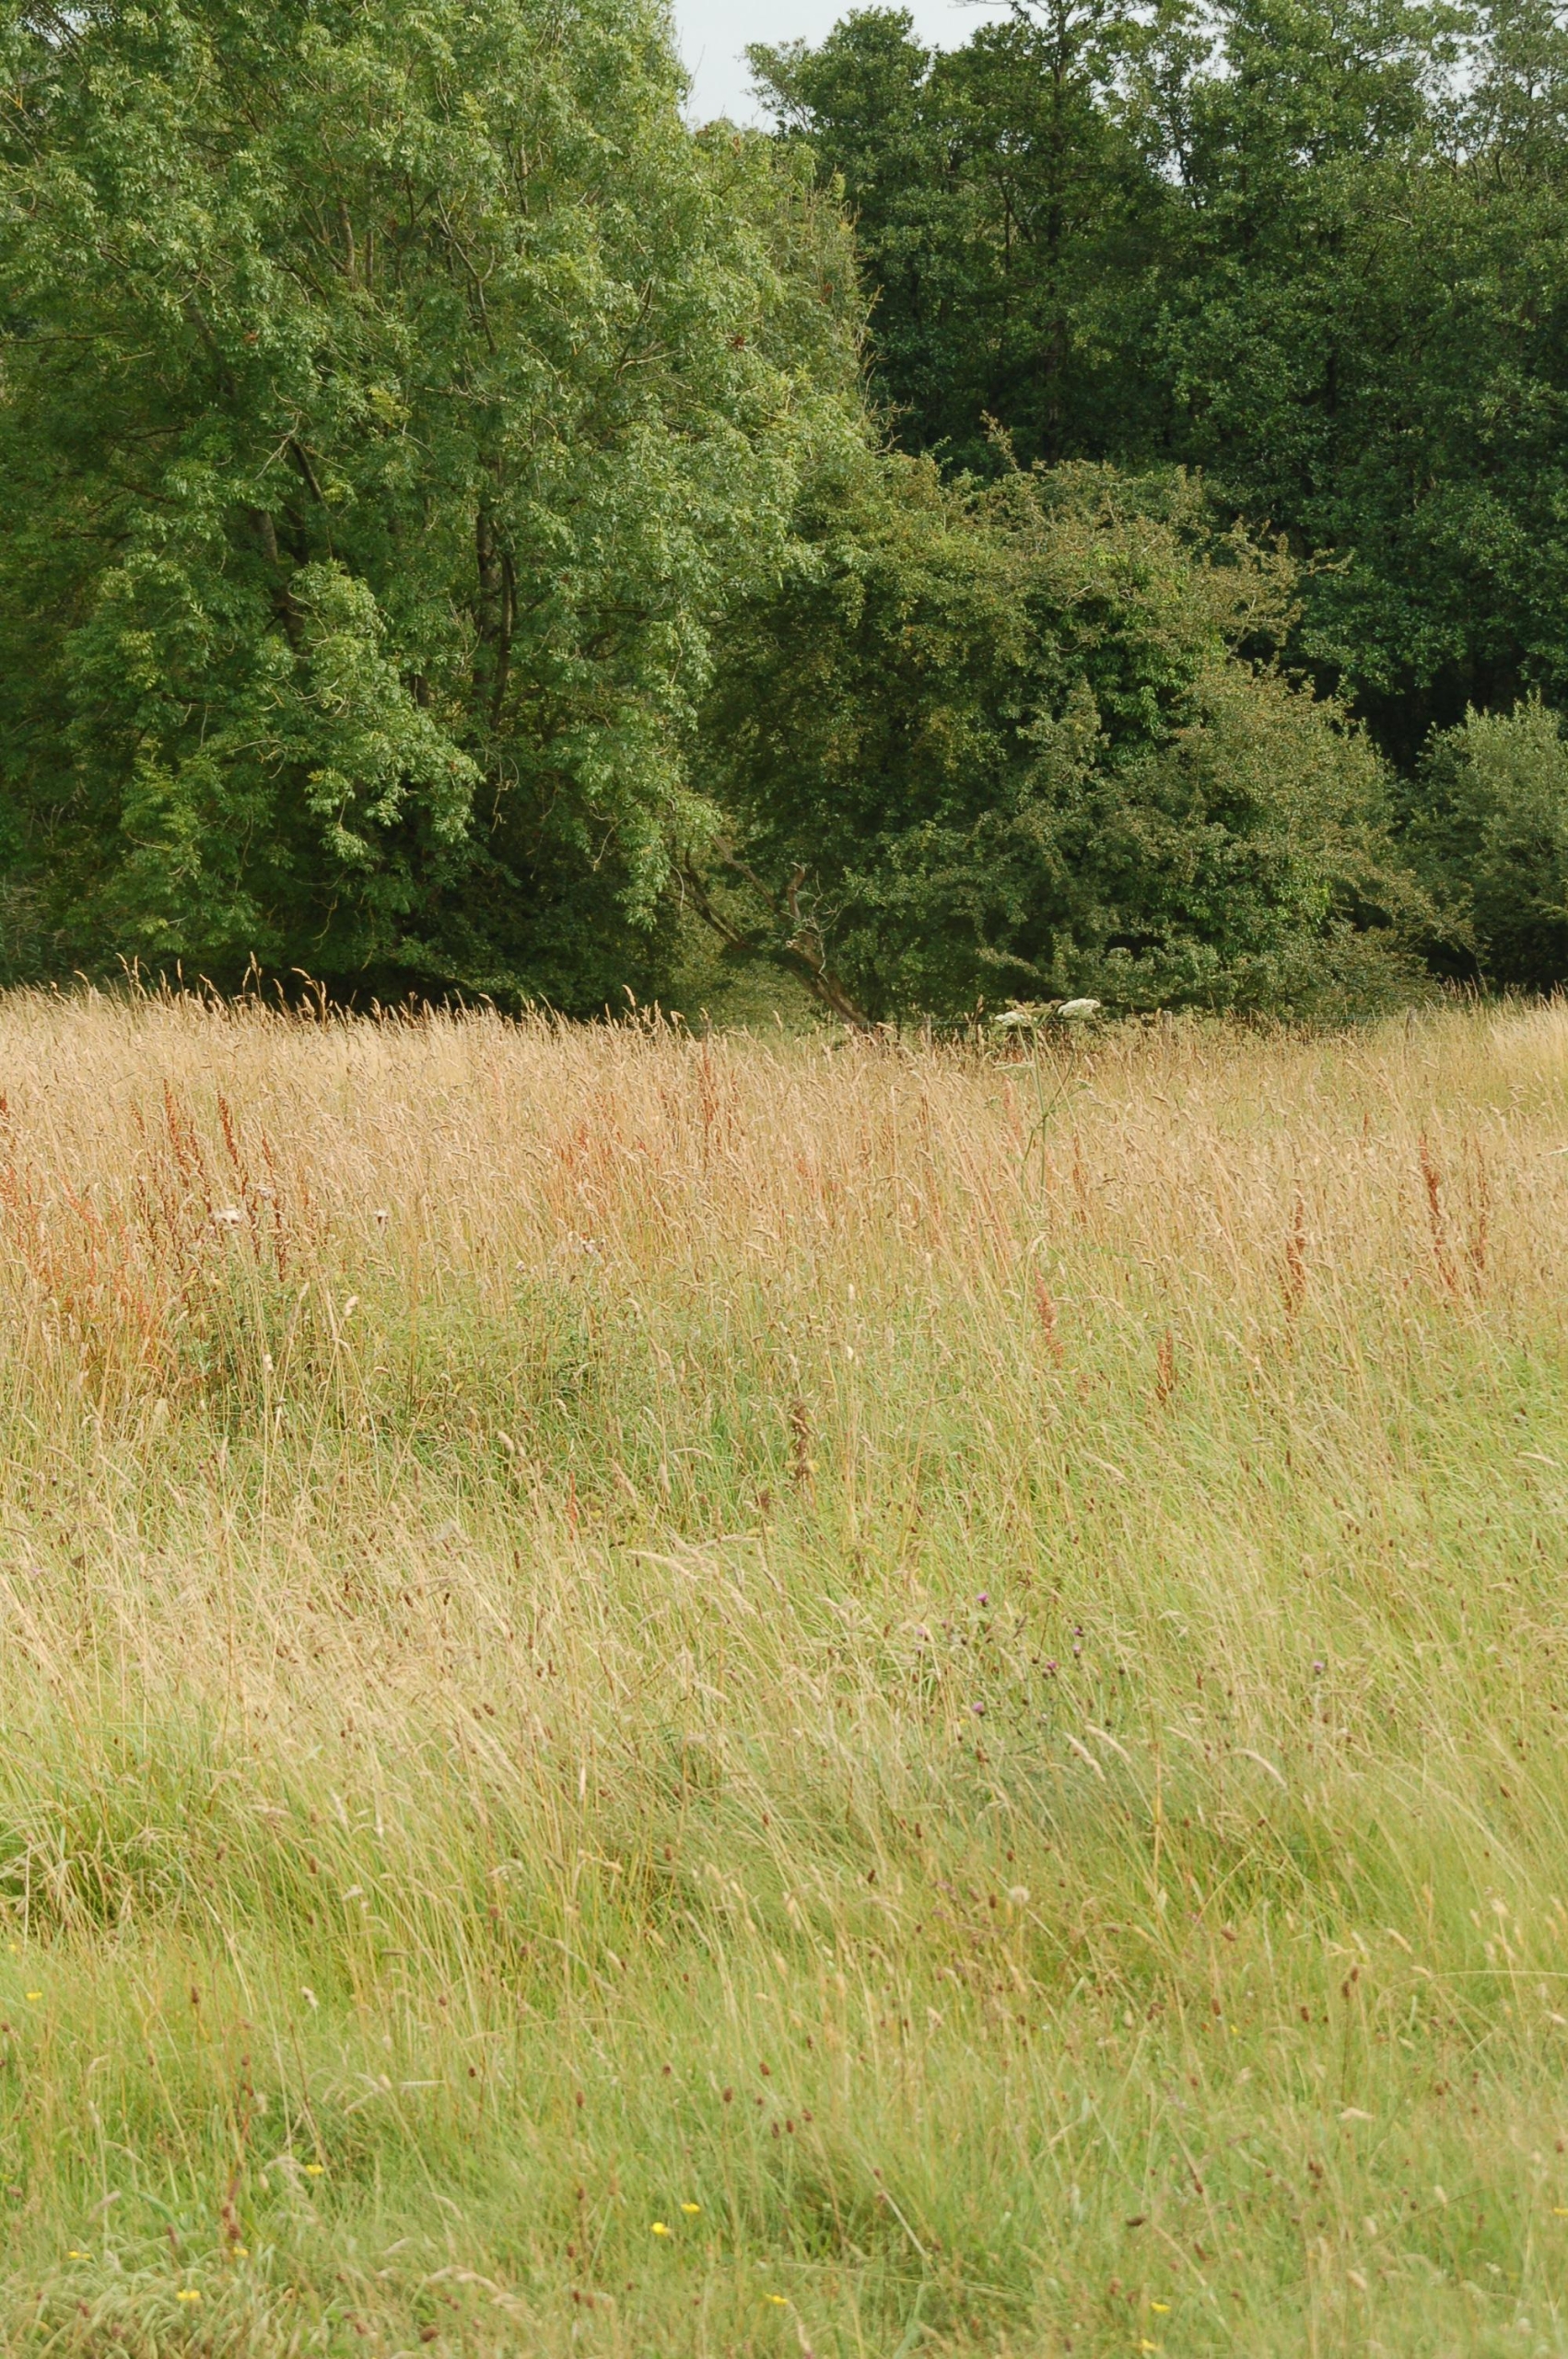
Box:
(651, 2222, 670, 2236)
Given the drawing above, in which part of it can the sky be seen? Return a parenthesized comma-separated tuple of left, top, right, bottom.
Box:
(674, 0, 1012, 123)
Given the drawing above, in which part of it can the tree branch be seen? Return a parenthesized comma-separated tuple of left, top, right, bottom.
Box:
(679, 853, 874, 1029)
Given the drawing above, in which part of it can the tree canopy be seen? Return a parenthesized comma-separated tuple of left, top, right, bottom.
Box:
(695, 454, 1417, 1023)
(2, 0, 1566, 1015)
(0, 0, 860, 999)
(752, 0, 1568, 769)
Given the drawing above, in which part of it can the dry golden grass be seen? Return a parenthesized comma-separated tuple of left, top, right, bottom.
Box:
(1, 990, 1567, 2356)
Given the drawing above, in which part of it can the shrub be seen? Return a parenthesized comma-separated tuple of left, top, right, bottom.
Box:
(692, 454, 1420, 1024)
(1409, 698, 1568, 992)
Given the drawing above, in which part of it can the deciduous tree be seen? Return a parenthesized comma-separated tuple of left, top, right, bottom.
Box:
(0, 0, 860, 1000)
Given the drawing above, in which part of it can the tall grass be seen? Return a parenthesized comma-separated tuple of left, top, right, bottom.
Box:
(2, 991, 1567, 2356)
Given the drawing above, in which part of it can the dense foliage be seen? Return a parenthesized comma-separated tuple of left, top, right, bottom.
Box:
(1409, 698, 1568, 988)
(752, 0, 1568, 768)
(0, 0, 859, 1001)
(696, 455, 1417, 1022)
(1, 0, 1565, 1013)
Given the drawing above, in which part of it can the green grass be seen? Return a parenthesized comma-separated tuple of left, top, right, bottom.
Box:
(2, 992, 1567, 2355)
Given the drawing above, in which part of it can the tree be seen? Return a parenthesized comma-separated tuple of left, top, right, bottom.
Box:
(1143, 0, 1568, 758)
(749, 4, 1170, 473)
(691, 452, 1417, 1024)
(1407, 698, 1568, 987)
(0, 0, 861, 1002)
(760, 0, 1568, 772)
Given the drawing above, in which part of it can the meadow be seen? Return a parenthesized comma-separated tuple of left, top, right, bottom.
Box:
(1, 991, 1567, 2358)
